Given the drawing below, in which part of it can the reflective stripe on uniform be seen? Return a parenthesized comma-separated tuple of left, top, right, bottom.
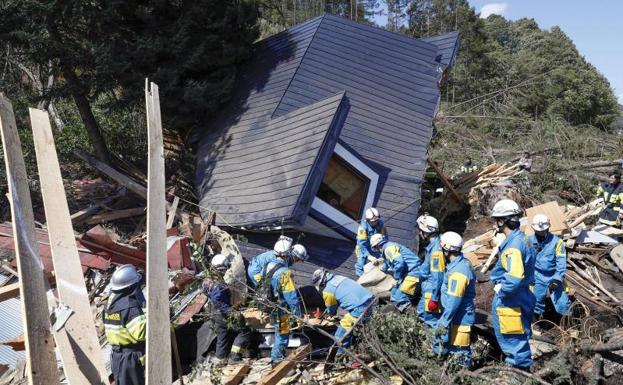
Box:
(399, 276, 419, 295)
(496, 307, 524, 334)
(323, 291, 338, 307)
(555, 239, 565, 258)
(500, 248, 525, 279)
(340, 313, 358, 332)
(447, 272, 468, 297)
(450, 325, 471, 347)
(431, 251, 445, 272)
(357, 226, 367, 240)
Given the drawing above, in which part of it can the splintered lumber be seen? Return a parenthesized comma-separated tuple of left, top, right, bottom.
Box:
(222, 364, 251, 385)
(84, 206, 146, 224)
(166, 196, 180, 229)
(0, 283, 20, 302)
(258, 344, 311, 385)
(0, 94, 59, 385)
(427, 158, 463, 203)
(70, 189, 126, 225)
(525, 201, 568, 235)
(30, 108, 109, 384)
(569, 259, 619, 303)
(145, 81, 172, 385)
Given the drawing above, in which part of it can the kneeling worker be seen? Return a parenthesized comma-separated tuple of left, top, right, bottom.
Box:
(433, 232, 475, 367)
(104, 264, 146, 385)
(311, 269, 375, 352)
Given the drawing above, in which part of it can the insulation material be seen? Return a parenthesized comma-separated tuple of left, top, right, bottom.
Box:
(357, 263, 395, 300)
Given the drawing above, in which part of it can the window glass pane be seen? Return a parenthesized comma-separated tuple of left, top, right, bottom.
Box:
(316, 155, 368, 220)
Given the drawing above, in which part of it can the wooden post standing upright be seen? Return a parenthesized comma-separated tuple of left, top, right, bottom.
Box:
(30, 108, 109, 384)
(145, 81, 172, 385)
(0, 94, 58, 385)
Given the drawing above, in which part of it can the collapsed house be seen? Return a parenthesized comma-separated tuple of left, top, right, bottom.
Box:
(194, 14, 459, 279)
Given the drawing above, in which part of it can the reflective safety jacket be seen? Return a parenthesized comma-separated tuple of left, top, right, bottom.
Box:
(596, 182, 623, 224)
(248, 251, 279, 284)
(321, 274, 374, 316)
(460, 165, 478, 173)
(438, 254, 476, 328)
(419, 235, 445, 302)
(490, 229, 536, 297)
(529, 233, 566, 283)
(356, 221, 385, 261)
(265, 260, 302, 317)
(104, 289, 147, 347)
(380, 241, 422, 281)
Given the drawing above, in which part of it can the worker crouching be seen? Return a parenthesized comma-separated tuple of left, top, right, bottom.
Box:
(432, 232, 475, 367)
(355, 207, 386, 277)
(312, 269, 375, 353)
(104, 264, 146, 385)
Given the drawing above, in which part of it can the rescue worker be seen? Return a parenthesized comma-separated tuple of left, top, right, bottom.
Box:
(529, 214, 572, 317)
(103, 264, 146, 385)
(490, 199, 536, 369)
(247, 236, 294, 286)
(355, 207, 386, 277)
(596, 170, 623, 227)
(433, 232, 476, 367)
(415, 214, 445, 326)
(311, 268, 375, 352)
(518, 152, 533, 172)
(370, 234, 422, 312)
(261, 252, 302, 365)
(205, 254, 253, 363)
(460, 157, 477, 174)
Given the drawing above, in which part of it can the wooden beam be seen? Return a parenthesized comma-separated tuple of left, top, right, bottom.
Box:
(427, 158, 463, 203)
(166, 196, 179, 229)
(257, 344, 310, 385)
(30, 107, 109, 384)
(0, 94, 59, 385)
(70, 189, 126, 225)
(84, 206, 146, 225)
(222, 364, 251, 385)
(145, 80, 172, 385)
(74, 148, 148, 199)
(0, 283, 19, 302)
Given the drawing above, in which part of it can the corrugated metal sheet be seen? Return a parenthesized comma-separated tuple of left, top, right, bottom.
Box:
(196, 14, 459, 257)
(420, 31, 460, 68)
(0, 297, 24, 368)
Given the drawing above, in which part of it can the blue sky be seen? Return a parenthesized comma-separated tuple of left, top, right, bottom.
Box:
(375, 1, 623, 104)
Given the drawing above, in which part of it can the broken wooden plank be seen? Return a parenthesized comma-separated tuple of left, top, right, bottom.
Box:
(30, 107, 109, 384)
(427, 158, 463, 203)
(145, 80, 172, 385)
(70, 188, 126, 225)
(222, 364, 251, 385)
(84, 206, 146, 225)
(74, 148, 148, 199)
(166, 196, 180, 229)
(0, 334, 25, 351)
(0, 94, 59, 385)
(0, 283, 19, 302)
(525, 201, 568, 235)
(258, 344, 311, 385)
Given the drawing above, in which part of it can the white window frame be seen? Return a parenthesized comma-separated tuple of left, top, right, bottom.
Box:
(311, 143, 379, 235)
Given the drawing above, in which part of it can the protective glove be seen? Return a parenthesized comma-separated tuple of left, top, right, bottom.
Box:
(493, 283, 502, 293)
(372, 257, 384, 266)
(427, 300, 439, 312)
(549, 279, 561, 292)
(312, 308, 323, 319)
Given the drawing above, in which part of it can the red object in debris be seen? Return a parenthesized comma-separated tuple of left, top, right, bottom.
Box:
(80, 225, 146, 268)
(313, 308, 323, 319)
(173, 293, 207, 326)
(427, 300, 439, 312)
(167, 236, 193, 270)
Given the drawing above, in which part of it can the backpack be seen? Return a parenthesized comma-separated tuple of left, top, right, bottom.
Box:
(256, 263, 284, 313)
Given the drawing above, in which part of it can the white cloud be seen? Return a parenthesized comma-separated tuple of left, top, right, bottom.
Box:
(480, 3, 509, 18)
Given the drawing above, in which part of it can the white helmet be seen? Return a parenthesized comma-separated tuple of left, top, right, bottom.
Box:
(531, 214, 551, 232)
(491, 199, 522, 218)
(416, 214, 439, 233)
(211, 254, 232, 272)
(370, 233, 386, 249)
(311, 268, 329, 288)
(440, 231, 463, 253)
(292, 244, 308, 261)
(274, 237, 293, 257)
(365, 207, 380, 224)
(110, 264, 142, 291)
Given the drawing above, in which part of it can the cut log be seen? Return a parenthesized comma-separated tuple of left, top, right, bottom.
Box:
(145, 80, 172, 385)
(84, 207, 146, 224)
(30, 107, 109, 384)
(258, 344, 311, 385)
(0, 94, 59, 384)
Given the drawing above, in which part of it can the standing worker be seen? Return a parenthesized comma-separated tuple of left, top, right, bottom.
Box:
(370, 234, 422, 312)
(433, 232, 476, 367)
(460, 157, 477, 174)
(596, 170, 623, 227)
(490, 199, 536, 370)
(261, 254, 303, 366)
(355, 207, 386, 277)
(311, 269, 375, 352)
(415, 214, 445, 326)
(247, 236, 294, 286)
(104, 264, 146, 385)
(529, 214, 572, 318)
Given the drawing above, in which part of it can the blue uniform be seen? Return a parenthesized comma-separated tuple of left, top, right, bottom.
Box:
(417, 235, 445, 326)
(529, 233, 572, 316)
(433, 254, 476, 367)
(490, 228, 536, 368)
(380, 241, 422, 309)
(321, 274, 375, 351)
(264, 260, 302, 363)
(248, 251, 278, 286)
(355, 219, 386, 276)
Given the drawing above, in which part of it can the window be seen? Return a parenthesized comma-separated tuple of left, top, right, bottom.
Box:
(316, 155, 367, 220)
(311, 143, 379, 236)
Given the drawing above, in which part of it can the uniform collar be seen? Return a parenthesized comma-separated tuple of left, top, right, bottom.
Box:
(499, 228, 523, 250)
(425, 235, 441, 253)
(531, 232, 552, 245)
(447, 253, 465, 269)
